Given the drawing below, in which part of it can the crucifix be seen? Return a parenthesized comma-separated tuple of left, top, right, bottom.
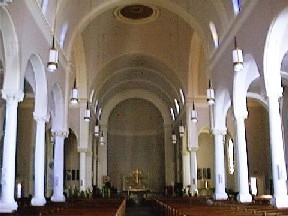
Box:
(132, 169, 142, 184)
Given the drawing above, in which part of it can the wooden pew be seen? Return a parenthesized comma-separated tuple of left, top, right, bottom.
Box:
(10, 197, 126, 216)
(152, 196, 288, 216)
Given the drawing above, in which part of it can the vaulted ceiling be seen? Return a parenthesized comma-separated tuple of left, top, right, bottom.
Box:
(48, 0, 246, 111)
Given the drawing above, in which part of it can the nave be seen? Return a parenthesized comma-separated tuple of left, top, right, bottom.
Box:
(3, 0, 288, 214)
(1, 195, 288, 216)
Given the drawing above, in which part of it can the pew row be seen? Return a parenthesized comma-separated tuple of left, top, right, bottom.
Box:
(152, 197, 288, 216)
(0, 197, 126, 216)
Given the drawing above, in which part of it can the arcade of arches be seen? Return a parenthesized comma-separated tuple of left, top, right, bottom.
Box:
(0, 0, 288, 213)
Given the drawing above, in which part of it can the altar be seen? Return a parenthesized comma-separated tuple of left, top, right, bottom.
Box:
(122, 169, 150, 199)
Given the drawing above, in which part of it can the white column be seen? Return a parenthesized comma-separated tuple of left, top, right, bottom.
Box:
(182, 146, 191, 187)
(80, 151, 87, 191)
(235, 115, 252, 203)
(31, 114, 49, 206)
(181, 129, 191, 187)
(0, 93, 23, 213)
(187, 99, 199, 193)
(268, 95, 288, 208)
(51, 131, 67, 202)
(97, 125, 107, 187)
(86, 151, 93, 190)
(212, 129, 228, 200)
(93, 137, 97, 186)
(78, 101, 89, 190)
(176, 137, 181, 183)
(190, 148, 198, 195)
(164, 124, 174, 186)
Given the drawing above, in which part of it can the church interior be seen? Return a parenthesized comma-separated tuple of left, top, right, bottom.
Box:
(1, 0, 288, 215)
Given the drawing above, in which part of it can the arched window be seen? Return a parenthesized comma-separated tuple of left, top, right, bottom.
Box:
(227, 138, 235, 174)
(232, 0, 241, 16)
(94, 100, 99, 114)
(59, 23, 69, 48)
(98, 107, 102, 120)
(170, 107, 175, 121)
(209, 22, 219, 48)
(174, 99, 180, 114)
(179, 89, 185, 105)
(41, 0, 48, 15)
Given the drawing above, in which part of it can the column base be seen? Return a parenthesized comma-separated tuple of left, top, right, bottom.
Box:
(213, 192, 228, 200)
(31, 197, 46, 206)
(271, 195, 288, 208)
(0, 200, 18, 213)
(51, 194, 65, 202)
(237, 193, 252, 203)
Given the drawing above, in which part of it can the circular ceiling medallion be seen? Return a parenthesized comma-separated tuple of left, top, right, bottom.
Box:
(114, 4, 160, 24)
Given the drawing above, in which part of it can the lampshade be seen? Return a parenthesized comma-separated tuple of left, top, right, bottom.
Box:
(206, 80, 215, 105)
(71, 79, 79, 105)
(84, 102, 90, 122)
(191, 101, 198, 123)
(172, 134, 177, 144)
(233, 37, 244, 72)
(47, 37, 58, 72)
(179, 125, 184, 137)
(50, 134, 55, 144)
(94, 120, 100, 137)
(99, 131, 105, 145)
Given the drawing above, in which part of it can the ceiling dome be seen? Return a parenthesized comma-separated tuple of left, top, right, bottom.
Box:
(114, 4, 160, 24)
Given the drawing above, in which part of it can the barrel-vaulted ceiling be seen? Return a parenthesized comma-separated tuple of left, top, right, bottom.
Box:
(52, 0, 245, 111)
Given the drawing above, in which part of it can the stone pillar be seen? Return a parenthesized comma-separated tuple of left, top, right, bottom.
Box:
(79, 151, 87, 191)
(176, 136, 181, 183)
(97, 125, 107, 187)
(268, 95, 288, 208)
(31, 114, 49, 206)
(78, 101, 89, 190)
(86, 151, 93, 190)
(190, 148, 198, 195)
(92, 137, 97, 186)
(182, 130, 191, 187)
(164, 124, 174, 186)
(212, 129, 228, 200)
(0, 92, 23, 213)
(51, 130, 67, 202)
(186, 99, 199, 193)
(182, 151, 191, 187)
(234, 114, 252, 203)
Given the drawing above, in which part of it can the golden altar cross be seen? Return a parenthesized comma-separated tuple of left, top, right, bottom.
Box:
(132, 169, 142, 184)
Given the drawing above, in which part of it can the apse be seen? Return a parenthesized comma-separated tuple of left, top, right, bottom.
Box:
(107, 98, 165, 193)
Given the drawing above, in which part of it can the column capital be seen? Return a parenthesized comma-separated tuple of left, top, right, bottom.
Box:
(52, 130, 69, 137)
(188, 147, 199, 152)
(78, 147, 88, 153)
(2, 90, 24, 103)
(267, 87, 283, 100)
(33, 112, 50, 122)
(212, 128, 227, 136)
(234, 110, 248, 120)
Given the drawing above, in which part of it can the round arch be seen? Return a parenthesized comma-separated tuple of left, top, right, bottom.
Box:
(101, 89, 171, 125)
(233, 54, 260, 118)
(263, 7, 288, 97)
(66, 0, 207, 60)
(26, 54, 48, 117)
(91, 53, 183, 105)
(50, 83, 65, 131)
(0, 6, 21, 93)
